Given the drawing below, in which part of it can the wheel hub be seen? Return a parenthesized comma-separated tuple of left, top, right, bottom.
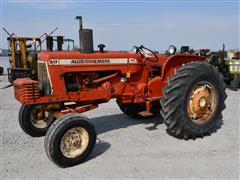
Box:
(60, 127, 89, 158)
(199, 97, 207, 108)
(30, 106, 53, 129)
(187, 82, 217, 124)
(36, 110, 45, 120)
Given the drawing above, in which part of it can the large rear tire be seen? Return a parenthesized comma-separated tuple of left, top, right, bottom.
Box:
(44, 113, 96, 167)
(160, 62, 227, 140)
(19, 104, 55, 137)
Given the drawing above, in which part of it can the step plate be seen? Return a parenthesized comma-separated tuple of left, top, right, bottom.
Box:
(138, 111, 154, 117)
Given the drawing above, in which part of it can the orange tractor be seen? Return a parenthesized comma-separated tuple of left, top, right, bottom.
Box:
(13, 17, 227, 167)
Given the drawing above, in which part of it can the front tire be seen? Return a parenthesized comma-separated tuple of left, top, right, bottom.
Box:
(160, 62, 227, 140)
(44, 113, 96, 167)
(19, 105, 55, 137)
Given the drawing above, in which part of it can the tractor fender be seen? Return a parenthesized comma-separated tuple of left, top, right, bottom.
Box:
(161, 54, 206, 81)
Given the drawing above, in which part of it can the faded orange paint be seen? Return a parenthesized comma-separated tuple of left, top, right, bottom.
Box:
(13, 50, 206, 117)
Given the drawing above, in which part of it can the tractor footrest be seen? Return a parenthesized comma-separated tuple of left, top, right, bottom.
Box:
(138, 111, 154, 117)
(146, 96, 161, 101)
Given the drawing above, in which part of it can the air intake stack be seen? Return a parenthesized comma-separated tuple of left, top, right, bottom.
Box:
(76, 16, 94, 53)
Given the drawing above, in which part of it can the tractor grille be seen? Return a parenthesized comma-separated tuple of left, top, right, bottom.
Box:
(38, 62, 52, 95)
(13, 78, 40, 103)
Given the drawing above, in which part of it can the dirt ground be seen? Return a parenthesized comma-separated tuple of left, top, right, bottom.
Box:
(0, 59, 239, 179)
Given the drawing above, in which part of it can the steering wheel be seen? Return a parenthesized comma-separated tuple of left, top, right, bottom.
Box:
(132, 45, 158, 62)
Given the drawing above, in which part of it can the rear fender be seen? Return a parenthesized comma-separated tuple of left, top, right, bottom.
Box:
(161, 55, 206, 82)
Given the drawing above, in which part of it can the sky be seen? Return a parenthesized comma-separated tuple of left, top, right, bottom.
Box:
(0, 0, 239, 52)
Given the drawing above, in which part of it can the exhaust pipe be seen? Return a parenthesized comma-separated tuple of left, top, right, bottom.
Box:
(46, 36, 53, 51)
(56, 36, 64, 51)
(75, 16, 94, 53)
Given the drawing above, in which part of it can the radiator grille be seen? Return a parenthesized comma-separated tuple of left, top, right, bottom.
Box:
(38, 62, 52, 95)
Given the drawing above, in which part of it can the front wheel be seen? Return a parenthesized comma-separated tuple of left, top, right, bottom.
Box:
(44, 113, 96, 167)
(19, 104, 55, 137)
(160, 62, 227, 140)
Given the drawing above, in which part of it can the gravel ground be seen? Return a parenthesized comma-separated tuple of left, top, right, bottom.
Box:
(0, 58, 239, 179)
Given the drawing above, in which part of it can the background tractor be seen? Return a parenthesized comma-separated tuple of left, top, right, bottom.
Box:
(209, 44, 240, 90)
(12, 16, 227, 167)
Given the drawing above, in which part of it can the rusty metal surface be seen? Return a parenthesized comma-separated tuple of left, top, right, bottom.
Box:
(187, 82, 217, 124)
(60, 127, 89, 158)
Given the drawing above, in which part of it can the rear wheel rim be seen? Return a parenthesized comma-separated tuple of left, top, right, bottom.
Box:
(187, 81, 217, 124)
(60, 127, 89, 158)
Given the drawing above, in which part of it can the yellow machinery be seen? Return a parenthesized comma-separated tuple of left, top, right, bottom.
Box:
(3, 27, 58, 83)
(7, 36, 41, 83)
(4, 27, 74, 84)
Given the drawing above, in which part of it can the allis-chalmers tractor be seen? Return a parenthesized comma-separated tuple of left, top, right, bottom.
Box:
(13, 17, 227, 167)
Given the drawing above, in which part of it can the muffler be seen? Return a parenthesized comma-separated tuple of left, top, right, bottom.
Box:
(76, 16, 94, 53)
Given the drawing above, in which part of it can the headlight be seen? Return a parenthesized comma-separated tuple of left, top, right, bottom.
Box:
(168, 45, 177, 55)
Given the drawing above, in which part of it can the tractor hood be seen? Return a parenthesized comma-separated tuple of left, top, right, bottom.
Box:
(39, 50, 144, 65)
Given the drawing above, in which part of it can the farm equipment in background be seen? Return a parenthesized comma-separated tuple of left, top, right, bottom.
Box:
(209, 44, 240, 90)
(3, 27, 75, 84)
(223, 51, 240, 89)
(45, 35, 74, 51)
(179, 46, 211, 57)
(7, 36, 42, 83)
(197, 49, 210, 57)
(180, 46, 195, 54)
(12, 16, 227, 167)
(180, 46, 191, 54)
(3, 27, 58, 83)
(53, 36, 75, 51)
